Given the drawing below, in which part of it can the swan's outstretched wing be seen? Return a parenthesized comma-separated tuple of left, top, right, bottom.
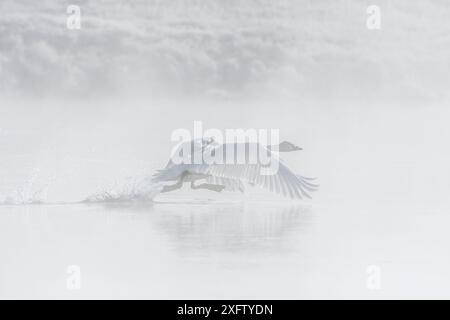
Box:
(205, 160, 318, 199)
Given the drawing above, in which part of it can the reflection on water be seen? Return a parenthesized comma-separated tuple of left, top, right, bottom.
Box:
(2, 200, 450, 299)
(99, 201, 313, 255)
(0, 200, 315, 299)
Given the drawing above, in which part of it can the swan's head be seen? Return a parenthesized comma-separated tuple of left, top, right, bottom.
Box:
(277, 141, 303, 152)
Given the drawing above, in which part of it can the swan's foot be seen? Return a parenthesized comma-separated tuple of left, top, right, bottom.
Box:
(161, 172, 187, 193)
(161, 184, 181, 193)
(204, 184, 226, 192)
(191, 182, 225, 193)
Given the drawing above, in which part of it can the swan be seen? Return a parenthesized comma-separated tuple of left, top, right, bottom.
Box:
(151, 139, 318, 199)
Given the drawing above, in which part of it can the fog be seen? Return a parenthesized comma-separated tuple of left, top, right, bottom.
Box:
(2, 98, 450, 298)
(1, 0, 450, 299)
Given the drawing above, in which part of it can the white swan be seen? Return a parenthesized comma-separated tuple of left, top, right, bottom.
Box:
(152, 139, 318, 199)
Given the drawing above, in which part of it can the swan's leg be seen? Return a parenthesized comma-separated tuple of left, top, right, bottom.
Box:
(190, 180, 225, 192)
(161, 172, 187, 193)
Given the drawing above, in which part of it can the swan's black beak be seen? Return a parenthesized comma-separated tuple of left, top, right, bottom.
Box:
(294, 146, 303, 151)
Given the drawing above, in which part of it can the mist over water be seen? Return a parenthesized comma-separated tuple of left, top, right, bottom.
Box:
(1, 0, 450, 298)
(2, 98, 449, 207)
(2, 97, 450, 298)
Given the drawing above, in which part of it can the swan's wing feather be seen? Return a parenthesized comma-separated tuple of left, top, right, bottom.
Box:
(204, 158, 317, 199)
(200, 143, 318, 199)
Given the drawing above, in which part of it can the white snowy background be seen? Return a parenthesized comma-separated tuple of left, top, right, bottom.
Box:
(1, 0, 449, 100)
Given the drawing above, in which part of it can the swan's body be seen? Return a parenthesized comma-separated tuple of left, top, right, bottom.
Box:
(152, 139, 318, 199)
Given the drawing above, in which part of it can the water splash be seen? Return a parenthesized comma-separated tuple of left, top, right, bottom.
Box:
(0, 190, 45, 206)
(0, 168, 50, 205)
(83, 176, 163, 204)
(0, 175, 163, 206)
